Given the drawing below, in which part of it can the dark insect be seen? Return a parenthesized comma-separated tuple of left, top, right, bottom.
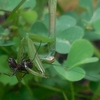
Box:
(1, 57, 33, 78)
(0, 56, 47, 80)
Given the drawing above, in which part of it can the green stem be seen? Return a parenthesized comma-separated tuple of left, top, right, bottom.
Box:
(62, 92, 69, 100)
(48, 0, 57, 55)
(69, 82, 75, 100)
(48, 0, 57, 37)
(32, 83, 68, 100)
(12, 0, 26, 13)
(2, 0, 26, 27)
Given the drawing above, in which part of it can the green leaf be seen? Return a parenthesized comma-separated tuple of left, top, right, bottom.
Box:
(3, 85, 33, 100)
(79, 0, 93, 11)
(65, 11, 79, 21)
(21, 10, 38, 23)
(66, 39, 94, 68)
(21, 0, 36, 9)
(0, 41, 14, 46)
(53, 62, 85, 81)
(0, 27, 4, 34)
(79, 11, 92, 27)
(93, 19, 100, 34)
(0, 55, 9, 72)
(57, 26, 84, 44)
(30, 22, 48, 36)
(42, 14, 49, 29)
(56, 38, 71, 54)
(73, 57, 99, 67)
(0, 28, 10, 36)
(56, 15, 76, 33)
(89, 8, 100, 34)
(96, 0, 100, 9)
(90, 82, 100, 92)
(13, 37, 20, 47)
(83, 62, 100, 81)
(84, 31, 100, 41)
(0, 0, 36, 11)
(90, 8, 100, 23)
(0, 75, 18, 85)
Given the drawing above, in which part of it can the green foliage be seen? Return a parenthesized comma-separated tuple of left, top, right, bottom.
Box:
(83, 62, 100, 81)
(53, 65, 85, 81)
(56, 15, 76, 33)
(53, 39, 98, 81)
(66, 39, 95, 68)
(79, 0, 93, 11)
(0, 0, 100, 100)
(3, 85, 33, 100)
(57, 26, 84, 43)
(0, 0, 36, 11)
(21, 10, 38, 23)
(30, 22, 48, 35)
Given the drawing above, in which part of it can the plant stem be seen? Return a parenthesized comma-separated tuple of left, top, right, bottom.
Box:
(48, 0, 57, 55)
(7, 0, 26, 20)
(11, 0, 26, 13)
(62, 92, 69, 100)
(48, 0, 57, 37)
(69, 82, 75, 100)
(2, 0, 26, 27)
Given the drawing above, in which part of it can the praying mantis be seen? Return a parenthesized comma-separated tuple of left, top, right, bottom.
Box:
(0, 33, 55, 82)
